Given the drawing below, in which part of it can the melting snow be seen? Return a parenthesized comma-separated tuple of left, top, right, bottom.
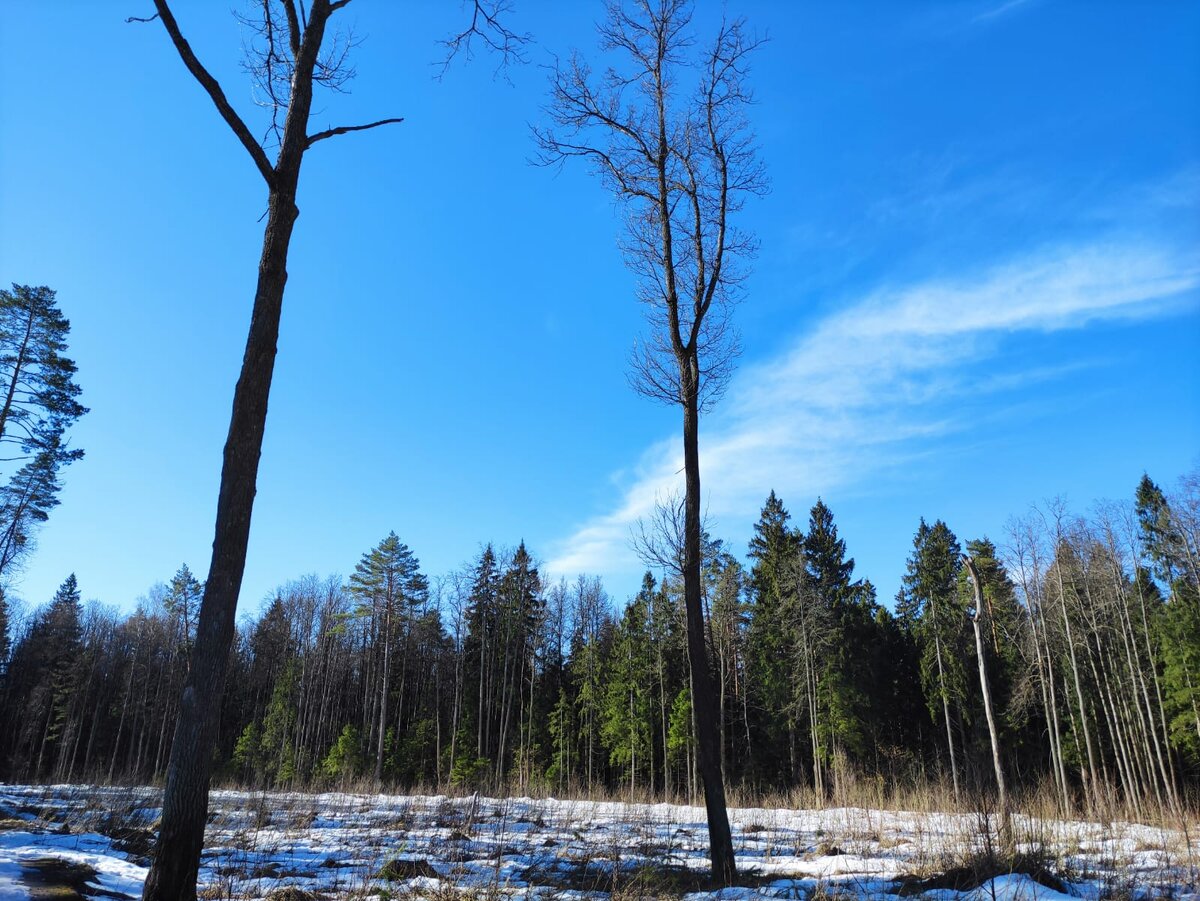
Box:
(0, 784, 1194, 899)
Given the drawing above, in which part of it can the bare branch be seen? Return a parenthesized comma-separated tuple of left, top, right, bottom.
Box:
(630, 488, 718, 578)
(439, 0, 531, 78)
(149, 0, 276, 187)
(306, 117, 405, 147)
(236, 0, 363, 149)
(125, 13, 160, 24)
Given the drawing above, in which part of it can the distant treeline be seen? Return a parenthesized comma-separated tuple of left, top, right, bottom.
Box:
(0, 470, 1197, 816)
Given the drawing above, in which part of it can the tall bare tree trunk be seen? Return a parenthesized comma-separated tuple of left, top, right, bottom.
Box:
(145, 175, 302, 901)
(681, 363, 737, 883)
(143, 3, 329, 895)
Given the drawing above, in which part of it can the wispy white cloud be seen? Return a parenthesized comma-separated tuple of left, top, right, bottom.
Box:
(544, 239, 1199, 580)
(972, 0, 1036, 25)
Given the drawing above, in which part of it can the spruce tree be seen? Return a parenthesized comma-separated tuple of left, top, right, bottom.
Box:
(901, 519, 968, 799)
(602, 588, 653, 792)
(494, 543, 543, 786)
(9, 575, 84, 778)
(802, 500, 871, 775)
(958, 538, 1023, 754)
(462, 545, 501, 774)
(1137, 476, 1200, 758)
(320, 725, 364, 784)
(746, 491, 802, 782)
(1136, 474, 1189, 587)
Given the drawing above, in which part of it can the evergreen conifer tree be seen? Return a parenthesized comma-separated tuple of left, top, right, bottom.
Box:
(803, 500, 871, 774)
(0, 286, 86, 582)
(7, 575, 84, 777)
(462, 544, 501, 772)
(901, 519, 968, 799)
(349, 532, 428, 784)
(602, 588, 654, 792)
(165, 564, 204, 654)
(746, 492, 802, 782)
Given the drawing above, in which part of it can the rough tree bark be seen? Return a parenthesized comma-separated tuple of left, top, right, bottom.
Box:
(680, 359, 738, 880)
(137, 2, 521, 897)
(141, 5, 366, 897)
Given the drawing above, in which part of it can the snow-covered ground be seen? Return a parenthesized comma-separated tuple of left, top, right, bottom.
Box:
(0, 784, 1196, 899)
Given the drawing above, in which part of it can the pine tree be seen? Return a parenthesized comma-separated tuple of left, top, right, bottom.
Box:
(165, 565, 203, 657)
(0, 285, 86, 582)
(349, 532, 428, 784)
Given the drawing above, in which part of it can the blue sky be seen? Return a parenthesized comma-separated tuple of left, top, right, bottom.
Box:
(1, 0, 1197, 616)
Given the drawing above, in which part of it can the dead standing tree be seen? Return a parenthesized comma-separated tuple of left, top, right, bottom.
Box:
(535, 0, 765, 883)
(134, 3, 523, 899)
(963, 554, 1012, 851)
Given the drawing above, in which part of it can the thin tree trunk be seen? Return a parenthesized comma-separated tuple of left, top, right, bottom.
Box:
(965, 556, 1011, 849)
(375, 600, 392, 785)
(0, 308, 35, 443)
(1053, 553, 1101, 809)
(933, 628, 960, 803)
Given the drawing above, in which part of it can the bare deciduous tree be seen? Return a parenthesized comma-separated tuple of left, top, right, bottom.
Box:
(134, 3, 523, 898)
(630, 488, 717, 578)
(535, 0, 765, 882)
(963, 554, 1012, 851)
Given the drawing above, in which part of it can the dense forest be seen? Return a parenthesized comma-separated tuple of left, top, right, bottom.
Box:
(1, 468, 1196, 818)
